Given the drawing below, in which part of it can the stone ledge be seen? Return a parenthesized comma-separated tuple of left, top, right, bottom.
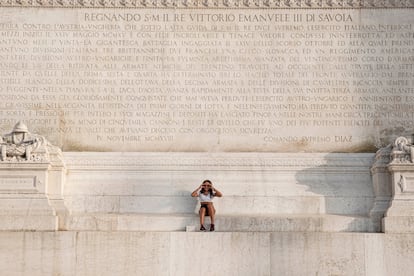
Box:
(0, 215, 58, 231)
(382, 216, 414, 233)
(64, 213, 376, 232)
(63, 152, 374, 172)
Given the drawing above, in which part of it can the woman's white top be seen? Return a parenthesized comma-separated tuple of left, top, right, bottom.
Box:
(198, 191, 214, 202)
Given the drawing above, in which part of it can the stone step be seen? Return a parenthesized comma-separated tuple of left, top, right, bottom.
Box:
(0, 215, 58, 231)
(64, 213, 377, 232)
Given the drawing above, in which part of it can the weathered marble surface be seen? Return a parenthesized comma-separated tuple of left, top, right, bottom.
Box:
(1, 231, 414, 276)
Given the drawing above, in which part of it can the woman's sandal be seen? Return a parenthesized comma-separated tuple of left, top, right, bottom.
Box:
(200, 225, 206, 231)
(210, 224, 215, 231)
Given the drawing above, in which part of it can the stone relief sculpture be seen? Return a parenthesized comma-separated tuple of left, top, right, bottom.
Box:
(0, 121, 58, 162)
(390, 136, 414, 163)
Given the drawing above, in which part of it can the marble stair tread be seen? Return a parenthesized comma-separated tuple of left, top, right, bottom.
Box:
(64, 213, 376, 232)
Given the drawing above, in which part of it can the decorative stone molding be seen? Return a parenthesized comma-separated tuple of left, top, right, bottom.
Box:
(371, 145, 392, 171)
(0, 0, 412, 8)
(63, 152, 374, 172)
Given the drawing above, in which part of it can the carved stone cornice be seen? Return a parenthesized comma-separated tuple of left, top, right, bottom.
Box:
(63, 152, 374, 172)
(0, 0, 413, 8)
(370, 145, 392, 174)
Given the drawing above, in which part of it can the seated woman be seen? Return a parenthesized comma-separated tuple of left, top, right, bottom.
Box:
(191, 180, 222, 231)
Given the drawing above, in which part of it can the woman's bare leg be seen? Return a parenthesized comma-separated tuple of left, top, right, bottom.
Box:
(207, 204, 215, 225)
(199, 207, 206, 226)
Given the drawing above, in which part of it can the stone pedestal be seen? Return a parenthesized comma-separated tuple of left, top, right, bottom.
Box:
(383, 164, 414, 233)
(382, 137, 414, 233)
(0, 122, 67, 231)
(0, 163, 58, 230)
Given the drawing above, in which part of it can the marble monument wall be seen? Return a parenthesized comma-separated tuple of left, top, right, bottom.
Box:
(0, 8, 413, 152)
(1, 3, 414, 275)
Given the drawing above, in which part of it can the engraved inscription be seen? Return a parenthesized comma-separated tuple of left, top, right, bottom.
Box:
(0, 177, 36, 191)
(0, 9, 413, 152)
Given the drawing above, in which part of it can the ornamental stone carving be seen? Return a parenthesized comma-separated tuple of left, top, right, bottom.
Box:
(390, 136, 414, 164)
(0, 121, 60, 163)
(0, 0, 412, 7)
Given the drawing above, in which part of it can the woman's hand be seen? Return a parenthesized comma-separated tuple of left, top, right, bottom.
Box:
(212, 186, 222, 197)
(191, 185, 202, 197)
